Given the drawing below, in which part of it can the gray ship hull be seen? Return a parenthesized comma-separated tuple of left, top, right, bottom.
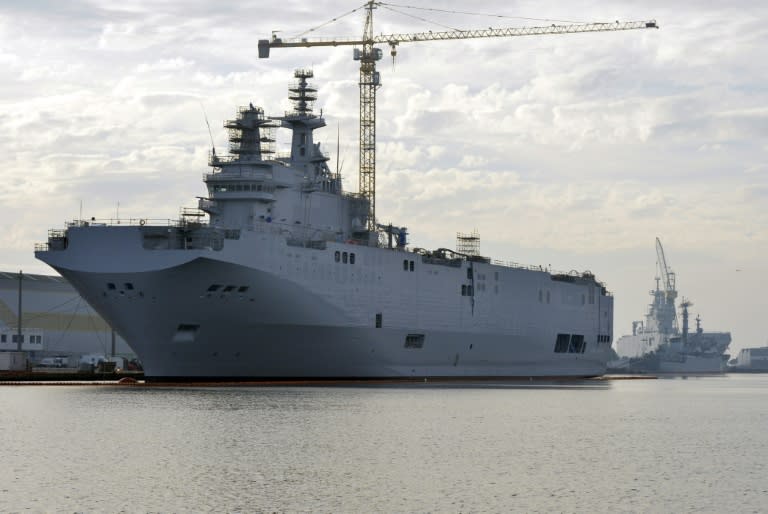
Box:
(614, 333, 729, 374)
(42, 240, 611, 380)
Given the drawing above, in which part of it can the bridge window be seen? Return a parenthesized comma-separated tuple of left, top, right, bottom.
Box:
(350, 253, 356, 265)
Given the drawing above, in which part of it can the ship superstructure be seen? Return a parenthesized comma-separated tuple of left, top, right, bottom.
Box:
(35, 72, 615, 380)
(613, 238, 731, 373)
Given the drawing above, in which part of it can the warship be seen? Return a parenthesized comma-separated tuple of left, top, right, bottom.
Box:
(35, 70, 615, 380)
(612, 238, 731, 373)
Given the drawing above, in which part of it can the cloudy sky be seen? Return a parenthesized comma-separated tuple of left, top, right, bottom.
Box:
(1, 1, 766, 353)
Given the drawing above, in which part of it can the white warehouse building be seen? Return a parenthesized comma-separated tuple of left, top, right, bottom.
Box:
(0, 271, 135, 363)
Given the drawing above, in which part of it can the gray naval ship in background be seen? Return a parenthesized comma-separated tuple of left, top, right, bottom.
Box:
(35, 70, 615, 380)
(612, 238, 731, 374)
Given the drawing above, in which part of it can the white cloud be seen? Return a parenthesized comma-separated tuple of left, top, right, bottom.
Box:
(135, 57, 195, 73)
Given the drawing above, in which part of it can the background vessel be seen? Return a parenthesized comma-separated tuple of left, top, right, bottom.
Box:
(612, 238, 731, 373)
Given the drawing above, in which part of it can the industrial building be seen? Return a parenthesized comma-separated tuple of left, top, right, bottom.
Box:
(0, 271, 135, 364)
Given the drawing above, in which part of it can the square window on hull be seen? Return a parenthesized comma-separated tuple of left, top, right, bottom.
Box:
(172, 324, 200, 343)
(554, 333, 570, 353)
(569, 334, 585, 353)
(404, 334, 425, 349)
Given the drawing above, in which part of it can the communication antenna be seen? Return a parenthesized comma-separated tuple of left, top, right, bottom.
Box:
(336, 124, 342, 176)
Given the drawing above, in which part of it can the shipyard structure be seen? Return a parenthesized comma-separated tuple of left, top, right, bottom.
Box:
(729, 346, 768, 372)
(0, 271, 134, 367)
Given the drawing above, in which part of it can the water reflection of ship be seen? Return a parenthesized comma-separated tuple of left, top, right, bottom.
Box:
(611, 238, 731, 374)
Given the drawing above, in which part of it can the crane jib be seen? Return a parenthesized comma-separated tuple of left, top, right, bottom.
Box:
(258, 20, 659, 57)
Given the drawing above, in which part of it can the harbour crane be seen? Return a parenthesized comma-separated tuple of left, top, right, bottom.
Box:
(259, 2, 658, 232)
(655, 236, 678, 334)
(656, 236, 677, 301)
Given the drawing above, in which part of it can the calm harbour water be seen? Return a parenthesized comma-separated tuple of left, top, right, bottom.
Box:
(1, 374, 766, 513)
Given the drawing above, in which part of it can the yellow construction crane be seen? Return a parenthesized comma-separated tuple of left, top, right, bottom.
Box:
(259, 2, 658, 232)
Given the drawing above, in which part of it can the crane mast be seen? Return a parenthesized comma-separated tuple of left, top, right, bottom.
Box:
(259, 2, 658, 234)
(653, 237, 678, 334)
(359, 3, 378, 233)
(655, 236, 676, 300)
